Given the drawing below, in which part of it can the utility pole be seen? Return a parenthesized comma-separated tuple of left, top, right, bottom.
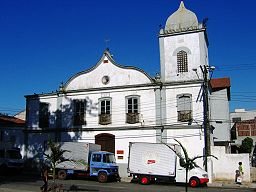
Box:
(200, 65, 211, 172)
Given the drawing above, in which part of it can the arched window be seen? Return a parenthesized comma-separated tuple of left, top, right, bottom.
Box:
(126, 96, 140, 124)
(177, 94, 192, 122)
(99, 98, 112, 125)
(177, 50, 188, 73)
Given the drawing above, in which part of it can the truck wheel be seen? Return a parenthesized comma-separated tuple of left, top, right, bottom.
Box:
(58, 170, 67, 180)
(98, 172, 108, 183)
(139, 176, 150, 185)
(189, 177, 200, 187)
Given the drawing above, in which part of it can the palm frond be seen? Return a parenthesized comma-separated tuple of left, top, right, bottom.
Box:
(174, 139, 189, 161)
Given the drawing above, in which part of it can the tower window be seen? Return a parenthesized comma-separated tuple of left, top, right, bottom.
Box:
(177, 50, 188, 73)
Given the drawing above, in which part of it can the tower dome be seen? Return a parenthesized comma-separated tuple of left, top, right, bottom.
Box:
(165, 1, 198, 31)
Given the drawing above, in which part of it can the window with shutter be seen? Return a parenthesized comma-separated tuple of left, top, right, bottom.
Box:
(177, 94, 192, 122)
(126, 96, 140, 124)
(99, 98, 111, 125)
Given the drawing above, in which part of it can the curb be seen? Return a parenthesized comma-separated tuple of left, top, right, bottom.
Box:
(208, 182, 256, 189)
(0, 188, 34, 192)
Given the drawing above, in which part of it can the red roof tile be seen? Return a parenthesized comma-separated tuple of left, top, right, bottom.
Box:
(0, 115, 25, 126)
(210, 78, 231, 89)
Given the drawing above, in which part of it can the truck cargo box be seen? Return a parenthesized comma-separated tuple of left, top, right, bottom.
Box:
(128, 142, 176, 177)
(52, 142, 101, 171)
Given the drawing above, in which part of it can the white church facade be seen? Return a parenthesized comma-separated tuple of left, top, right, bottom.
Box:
(24, 2, 222, 177)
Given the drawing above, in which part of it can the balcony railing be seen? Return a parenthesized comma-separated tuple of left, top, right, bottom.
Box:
(99, 114, 112, 125)
(178, 110, 192, 122)
(126, 113, 139, 124)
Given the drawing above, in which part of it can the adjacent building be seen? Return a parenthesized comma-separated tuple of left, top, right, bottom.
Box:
(0, 115, 25, 151)
(209, 77, 231, 150)
(230, 109, 256, 146)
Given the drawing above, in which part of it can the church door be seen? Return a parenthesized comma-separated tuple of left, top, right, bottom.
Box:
(95, 133, 115, 154)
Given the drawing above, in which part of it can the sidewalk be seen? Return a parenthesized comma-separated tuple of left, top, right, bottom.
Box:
(208, 180, 256, 189)
(1, 175, 256, 192)
(122, 177, 256, 189)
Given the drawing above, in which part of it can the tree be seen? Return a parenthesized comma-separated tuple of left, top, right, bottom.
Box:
(239, 137, 253, 153)
(162, 139, 217, 192)
(43, 140, 70, 183)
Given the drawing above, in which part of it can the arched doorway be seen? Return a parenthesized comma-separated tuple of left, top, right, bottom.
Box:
(95, 133, 115, 154)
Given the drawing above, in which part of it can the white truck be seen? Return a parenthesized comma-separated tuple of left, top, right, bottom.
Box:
(45, 142, 120, 183)
(127, 142, 209, 187)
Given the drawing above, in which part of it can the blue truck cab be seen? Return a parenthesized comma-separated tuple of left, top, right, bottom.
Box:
(46, 142, 120, 183)
(90, 151, 120, 182)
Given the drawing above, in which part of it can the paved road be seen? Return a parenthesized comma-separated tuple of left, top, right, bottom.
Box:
(0, 174, 254, 192)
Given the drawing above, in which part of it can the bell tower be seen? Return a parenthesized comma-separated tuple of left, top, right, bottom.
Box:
(159, 1, 209, 83)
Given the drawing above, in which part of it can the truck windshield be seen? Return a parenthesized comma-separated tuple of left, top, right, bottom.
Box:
(179, 158, 199, 168)
(103, 154, 116, 163)
(6, 150, 22, 159)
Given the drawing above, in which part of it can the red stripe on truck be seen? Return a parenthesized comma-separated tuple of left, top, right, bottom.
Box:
(147, 160, 156, 164)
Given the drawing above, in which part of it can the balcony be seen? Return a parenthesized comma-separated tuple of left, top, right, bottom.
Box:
(178, 110, 192, 122)
(126, 113, 139, 124)
(99, 114, 112, 125)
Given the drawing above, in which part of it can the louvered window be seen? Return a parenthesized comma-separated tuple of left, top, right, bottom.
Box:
(177, 50, 188, 73)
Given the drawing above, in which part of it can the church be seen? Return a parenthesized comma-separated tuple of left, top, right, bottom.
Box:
(24, 1, 229, 178)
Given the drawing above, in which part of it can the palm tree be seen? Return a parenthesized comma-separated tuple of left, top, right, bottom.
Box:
(162, 139, 217, 192)
(43, 140, 70, 183)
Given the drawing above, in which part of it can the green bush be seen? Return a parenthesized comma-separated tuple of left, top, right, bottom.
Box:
(239, 137, 253, 153)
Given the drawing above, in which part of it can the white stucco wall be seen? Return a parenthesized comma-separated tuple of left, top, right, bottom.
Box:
(27, 87, 157, 129)
(159, 31, 208, 82)
(212, 146, 250, 182)
(166, 129, 205, 167)
(66, 55, 152, 91)
(165, 84, 204, 125)
(210, 89, 231, 142)
(45, 89, 152, 129)
(27, 96, 59, 129)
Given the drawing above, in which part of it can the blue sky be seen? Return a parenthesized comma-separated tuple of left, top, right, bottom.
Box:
(0, 0, 256, 116)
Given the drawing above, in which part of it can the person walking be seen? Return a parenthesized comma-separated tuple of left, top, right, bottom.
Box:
(236, 162, 244, 185)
